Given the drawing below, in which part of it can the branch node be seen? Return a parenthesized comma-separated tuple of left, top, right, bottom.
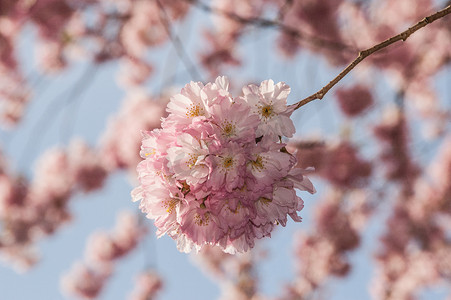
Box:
(358, 50, 368, 57)
(400, 32, 409, 41)
(290, 3, 451, 111)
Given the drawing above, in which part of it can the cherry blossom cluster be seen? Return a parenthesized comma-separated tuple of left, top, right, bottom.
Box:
(0, 140, 108, 270)
(199, 0, 449, 138)
(1, 0, 449, 137)
(128, 271, 163, 300)
(192, 245, 261, 300)
(200, 0, 262, 76)
(61, 211, 146, 299)
(100, 91, 168, 173)
(372, 136, 451, 299)
(334, 84, 374, 118)
(290, 140, 372, 188)
(133, 76, 315, 253)
(0, 0, 190, 127)
(0, 91, 168, 270)
(373, 106, 419, 194)
(281, 189, 370, 299)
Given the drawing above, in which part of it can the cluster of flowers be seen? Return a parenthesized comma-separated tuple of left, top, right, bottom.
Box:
(371, 136, 451, 300)
(373, 107, 419, 188)
(100, 91, 168, 172)
(0, 140, 108, 270)
(0, 0, 189, 127)
(201, 0, 449, 138)
(290, 140, 372, 189)
(279, 189, 370, 300)
(133, 76, 315, 253)
(193, 245, 260, 299)
(0, 91, 168, 270)
(128, 271, 163, 300)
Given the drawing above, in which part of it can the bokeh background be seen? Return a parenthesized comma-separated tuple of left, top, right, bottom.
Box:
(0, 0, 450, 299)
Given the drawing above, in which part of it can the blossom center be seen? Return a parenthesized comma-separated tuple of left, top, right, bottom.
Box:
(259, 197, 272, 205)
(194, 212, 210, 226)
(226, 202, 241, 214)
(186, 153, 198, 169)
(250, 155, 265, 171)
(186, 104, 204, 118)
(162, 198, 179, 214)
(222, 121, 236, 137)
(222, 156, 234, 170)
(260, 105, 274, 119)
(144, 149, 156, 157)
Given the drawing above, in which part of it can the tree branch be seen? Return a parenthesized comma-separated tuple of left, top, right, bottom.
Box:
(156, 0, 204, 82)
(291, 5, 451, 111)
(184, 0, 354, 53)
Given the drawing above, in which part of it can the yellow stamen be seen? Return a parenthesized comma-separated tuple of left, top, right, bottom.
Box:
(186, 153, 197, 169)
(259, 197, 272, 205)
(222, 121, 236, 137)
(194, 212, 210, 226)
(227, 202, 241, 214)
(261, 105, 274, 118)
(144, 149, 156, 156)
(186, 104, 204, 118)
(222, 157, 234, 170)
(251, 155, 265, 171)
(162, 198, 178, 214)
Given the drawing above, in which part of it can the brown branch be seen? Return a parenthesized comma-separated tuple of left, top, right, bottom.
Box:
(291, 5, 451, 111)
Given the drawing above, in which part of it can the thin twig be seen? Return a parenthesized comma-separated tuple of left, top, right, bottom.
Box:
(291, 5, 451, 111)
(277, 0, 294, 21)
(18, 65, 97, 167)
(185, 0, 354, 53)
(59, 67, 99, 142)
(155, 0, 203, 82)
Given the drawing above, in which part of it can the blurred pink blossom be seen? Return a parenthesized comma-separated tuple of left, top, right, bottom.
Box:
(61, 262, 110, 299)
(63, 211, 146, 299)
(334, 84, 373, 117)
(128, 271, 163, 300)
(100, 91, 168, 172)
(291, 140, 371, 188)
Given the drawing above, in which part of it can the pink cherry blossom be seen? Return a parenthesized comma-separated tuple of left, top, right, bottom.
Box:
(128, 271, 163, 300)
(67, 139, 108, 192)
(61, 262, 109, 299)
(283, 188, 363, 299)
(334, 84, 374, 117)
(240, 79, 295, 138)
(133, 76, 314, 253)
(208, 93, 260, 143)
(373, 107, 419, 193)
(291, 140, 372, 188)
(192, 245, 261, 299)
(207, 141, 246, 193)
(200, 31, 241, 77)
(2, 0, 451, 298)
(167, 131, 211, 186)
(120, 1, 168, 57)
(100, 91, 168, 172)
(35, 41, 66, 73)
(117, 57, 153, 88)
